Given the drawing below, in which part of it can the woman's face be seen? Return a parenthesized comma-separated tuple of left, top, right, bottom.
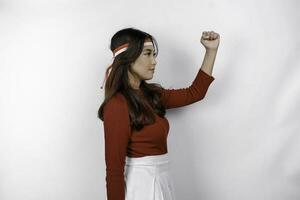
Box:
(128, 41, 157, 88)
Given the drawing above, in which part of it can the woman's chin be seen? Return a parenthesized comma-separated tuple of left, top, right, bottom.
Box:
(144, 74, 154, 80)
(146, 76, 153, 80)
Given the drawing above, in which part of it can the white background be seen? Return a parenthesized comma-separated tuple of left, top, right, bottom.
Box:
(1, 0, 300, 200)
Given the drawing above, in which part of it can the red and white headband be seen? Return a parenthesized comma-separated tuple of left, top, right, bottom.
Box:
(100, 41, 154, 89)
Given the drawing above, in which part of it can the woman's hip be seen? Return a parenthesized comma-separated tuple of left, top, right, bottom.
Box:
(124, 153, 175, 200)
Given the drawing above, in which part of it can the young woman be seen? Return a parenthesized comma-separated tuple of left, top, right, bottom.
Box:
(98, 27, 220, 200)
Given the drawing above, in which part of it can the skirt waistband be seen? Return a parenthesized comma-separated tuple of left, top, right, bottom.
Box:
(125, 153, 169, 166)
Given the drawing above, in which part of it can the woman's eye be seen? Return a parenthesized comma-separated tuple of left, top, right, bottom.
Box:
(144, 52, 157, 56)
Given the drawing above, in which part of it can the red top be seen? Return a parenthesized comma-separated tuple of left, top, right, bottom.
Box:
(103, 68, 215, 200)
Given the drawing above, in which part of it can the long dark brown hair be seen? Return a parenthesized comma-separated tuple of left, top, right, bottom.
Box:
(98, 27, 166, 132)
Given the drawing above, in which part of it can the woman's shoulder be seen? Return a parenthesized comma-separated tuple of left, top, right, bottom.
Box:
(104, 92, 128, 112)
(102, 92, 131, 126)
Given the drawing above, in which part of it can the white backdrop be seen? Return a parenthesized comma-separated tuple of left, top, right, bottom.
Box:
(1, 0, 300, 200)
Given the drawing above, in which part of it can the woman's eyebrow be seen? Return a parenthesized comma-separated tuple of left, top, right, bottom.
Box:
(143, 49, 154, 52)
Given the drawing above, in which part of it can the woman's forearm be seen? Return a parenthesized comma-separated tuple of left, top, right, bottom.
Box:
(200, 49, 218, 76)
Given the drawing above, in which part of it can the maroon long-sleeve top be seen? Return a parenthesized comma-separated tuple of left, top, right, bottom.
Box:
(103, 68, 215, 200)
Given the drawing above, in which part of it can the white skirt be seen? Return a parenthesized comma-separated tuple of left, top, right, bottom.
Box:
(124, 153, 176, 200)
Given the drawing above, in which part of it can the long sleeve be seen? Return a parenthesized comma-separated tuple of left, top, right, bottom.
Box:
(103, 94, 131, 200)
(161, 68, 215, 109)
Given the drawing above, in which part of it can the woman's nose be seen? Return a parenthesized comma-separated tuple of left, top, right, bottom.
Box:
(152, 58, 157, 65)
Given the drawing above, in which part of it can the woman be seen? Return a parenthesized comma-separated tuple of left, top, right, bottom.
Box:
(98, 27, 220, 200)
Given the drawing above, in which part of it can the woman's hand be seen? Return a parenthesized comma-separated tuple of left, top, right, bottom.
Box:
(201, 31, 220, 51)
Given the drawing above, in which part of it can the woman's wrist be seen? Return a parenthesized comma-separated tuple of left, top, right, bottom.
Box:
(205, 48, 218, 53)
